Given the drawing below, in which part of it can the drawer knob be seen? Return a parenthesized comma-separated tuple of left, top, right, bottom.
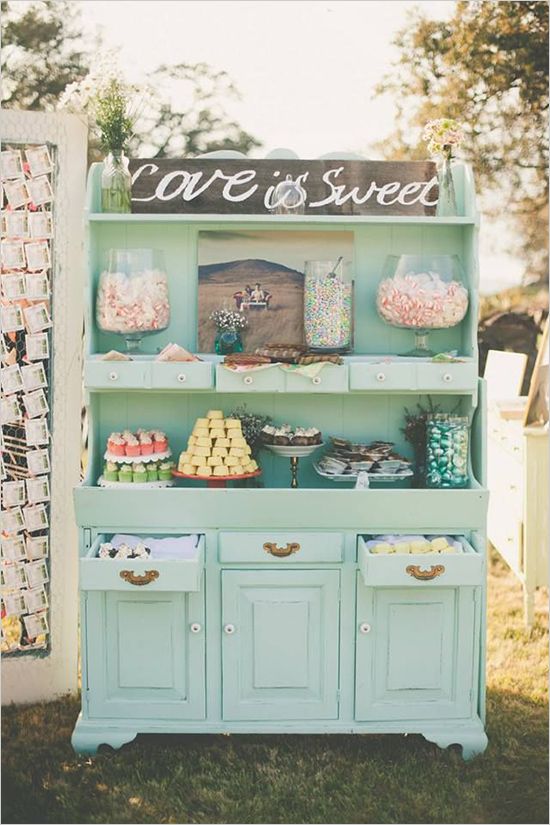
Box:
(190, 622, 202, 633)
(406, 564, 445, 581)
(119, 569, 159, 586)
(376, 372, 386, 382)
(243, 375, 254, 385)
(108, 371, 118, 381)
(443, 373, 453, 383)
(263, 541, 300, 558)
(359, 622, 371, 634)
(224, 623, 236, 635)
(177, 373, 187, 383)
(312, 376, 322, 385)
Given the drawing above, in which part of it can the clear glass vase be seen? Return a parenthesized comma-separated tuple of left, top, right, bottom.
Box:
(436, 154, 458, 217)
(425, 414, 469, 488)
(96, 248, 170, 352)
(214, 329, 243, 355)
(101, 150, 132, 214)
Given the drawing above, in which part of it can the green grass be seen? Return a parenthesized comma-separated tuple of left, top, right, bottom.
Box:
(2, 551, 548, 825)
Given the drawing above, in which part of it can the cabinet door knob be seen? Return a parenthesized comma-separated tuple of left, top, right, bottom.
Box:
(177, 373, 187, 383)
(224, 623, 236, 635)
(406, 564, 445, 580)
(243, 376, 254, 385)
(190, 622, 202, 633)
(119, 569, 159, 586)
(263, 541, 300, 557)
(108, 371, 118, 381)
(359, 622, 371, 634)
(376, 372, 386, 382)
(312, 376, 322, 386)
(443, 372, 453, 383)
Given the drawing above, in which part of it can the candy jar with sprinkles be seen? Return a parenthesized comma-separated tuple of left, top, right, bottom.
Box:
(303, 258, 353, 352)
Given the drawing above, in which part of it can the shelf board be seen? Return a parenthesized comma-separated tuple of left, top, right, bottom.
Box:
(87, 212, 477, 226)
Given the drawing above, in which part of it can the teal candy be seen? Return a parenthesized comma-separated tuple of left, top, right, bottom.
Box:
(72, 160, 488, 762)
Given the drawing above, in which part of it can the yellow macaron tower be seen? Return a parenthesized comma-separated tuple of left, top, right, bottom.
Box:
(177, 410, 259, 479)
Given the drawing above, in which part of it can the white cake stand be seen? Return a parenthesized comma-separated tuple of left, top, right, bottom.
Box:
(264, 442, 324, 488)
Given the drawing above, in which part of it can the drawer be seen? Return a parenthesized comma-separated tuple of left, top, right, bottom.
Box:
(358, 535, 482, 587)
(215, 365, 285, 392)
(84, 360, 150, 389)
(81, 534, 204, 591)
(349, 362, 415, 391)
(416, 362, 478, 392)
(284, 365, 349, 393)
(219, 531, 344, 563)
(150, 361, 214, 390)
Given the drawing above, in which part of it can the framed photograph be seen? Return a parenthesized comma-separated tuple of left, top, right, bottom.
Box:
(1, 364, 24, 395)
(23, 587, 49, 614)
(1, 535, 27, 562)
(24, 558, 49, 588)
(22, 389, 49, 419)
(26, 449, 50, 475)
(1, 210, 30, 238)
(25, 272, 50, 300)
(24, 417, 50, 446)
(1, 562, 27, 588)
(24, 145, 53, 178)
(27, 175, 53, 206)
(25, 534, 49, 560)
(2, 591, 26, 616)
(2, 507, 25, 535)
(2, 480, 27, 508)
(22, 503, 49, 532)
(1, 239, 26, 268)
(24, 240, 51, 270)
(28, 211, 53, 239)
(23, 302, 52, 333)
(22, 611, 49, 639)
(21, 362, 47, 392)
(2, 272, 27, 300)
(0, 395, 22, 424)
(25, 332, 50, 361)
(0, 305, 25, 332)
(3, 179, 30, 208)
(1, 149, 24, 181)
(198, 230, 354, 351)
(25, 475, 50, 504)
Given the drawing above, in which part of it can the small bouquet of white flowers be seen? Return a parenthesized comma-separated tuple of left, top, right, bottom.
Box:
(423, 119, 464, 159)
(209, 308, 248, 331)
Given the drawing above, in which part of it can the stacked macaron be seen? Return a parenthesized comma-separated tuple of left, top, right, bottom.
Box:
(178, 410, 259, 478)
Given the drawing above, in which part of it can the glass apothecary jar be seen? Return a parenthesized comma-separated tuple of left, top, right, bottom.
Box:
(425, 414, 469, 488)
(96, 248, 170, 353)
(270, 174, 307, 214)
(376, 254, 468, 356)
(303, 258, 353, 352)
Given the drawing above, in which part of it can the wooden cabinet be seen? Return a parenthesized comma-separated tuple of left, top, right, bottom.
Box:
(355, 580, 477, 722)
(221, 570, 340, 720)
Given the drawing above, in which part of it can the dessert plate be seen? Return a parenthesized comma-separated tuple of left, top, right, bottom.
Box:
(97, 475, 174, 489)
(103, 449, 172, 464)
(264, 443, 324, 458)
(313, 463, 413, 483)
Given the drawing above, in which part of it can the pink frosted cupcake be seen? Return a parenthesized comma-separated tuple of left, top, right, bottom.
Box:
(109, 435, 126, 456)
(153, 431, 168, 453)
(125, 435, 141, 456)
(140, 433, 154, 455)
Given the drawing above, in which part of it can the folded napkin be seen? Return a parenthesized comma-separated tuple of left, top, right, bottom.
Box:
(110, 533, 201, 559)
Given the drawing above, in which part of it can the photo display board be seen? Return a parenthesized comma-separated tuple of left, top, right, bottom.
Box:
(1, 144, 54, 655)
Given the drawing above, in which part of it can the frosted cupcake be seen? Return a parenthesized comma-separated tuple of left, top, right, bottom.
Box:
(153, 431, 168, 453)
(133, 463, 148, 483)
(147, 462, 159, 482)
(140, 433, 154, 456)
(125, 435, 141, 456)
(109, 435, 126, 456)
(158, 461, 174, 481)
(103, 461, 119, 482)
(118, 465, 133, 483)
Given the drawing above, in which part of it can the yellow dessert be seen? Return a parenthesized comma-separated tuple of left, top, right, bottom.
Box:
(394, 541, 411, 554)
(195, 418, 209, 427)
(229, 446, 245, 457)
(193, 427, 209, 439)
(196, 436, 212, 447)
(207, 410, 224, 419)
(372, 542, 393, 554)
(213, 446, 228, 457)
(430, 537, 449, 552)
(193, 446, 211, 457)
(224, 418, 241, 428)
(181, 463, 196, 475)
(196, 465, 212, 477)
(215, 437, 230, 447)
(232, 464, 244, 475)
(224, 455, 239, 466)
(213, 465, 227, 476)
(210, 428, 226, 439)
(410, 540, 430, 554)
(208, 455, 222, 466)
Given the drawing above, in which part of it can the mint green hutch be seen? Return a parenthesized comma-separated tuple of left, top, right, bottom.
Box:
(72, 157, 489, 760)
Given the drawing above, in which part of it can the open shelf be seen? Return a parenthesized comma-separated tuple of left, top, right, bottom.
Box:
(87, 213, 478, 226)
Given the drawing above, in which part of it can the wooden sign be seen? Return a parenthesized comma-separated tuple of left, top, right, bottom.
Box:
(129, 158, 439, 216)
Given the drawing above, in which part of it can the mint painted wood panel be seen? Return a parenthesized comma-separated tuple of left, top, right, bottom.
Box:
(84, 360, 150, 390)
(222, 570, 340, 720)
(86, 589, 205, 719)
(150, 362, 214, 390)
(218, 531, 343, 563)
(355, 580, 476, 721)
(215, 365, 286, 392)
(284, 365, 349, 393)
(349, 362, 416, 391)
(416, 362, 478, 392)
(357, 536, 483, 587)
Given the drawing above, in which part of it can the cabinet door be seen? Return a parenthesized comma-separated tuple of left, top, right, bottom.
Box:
(222, 570, 340, 721)
(86, 590, 205, 720)
(355, 580, 476, 721)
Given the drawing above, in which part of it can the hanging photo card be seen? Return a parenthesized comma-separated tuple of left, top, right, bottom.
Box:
(26, 449, 50, 476)
(24, 146, 53, 178)
(25, 475, 50, 504)
(23, 302, 52, 333)
(24, 558, 49, 589)
(1, 305, 25, 332)
(1, 535, 27, 562)
(3, 591, 26, 616)
(2, 508, 25, 535)
(25, 535, 49, 560)
(25, 272, 50, 300)
(22, 503, 49, 532)
(1, 239, 27, 269)
(3, 179, 30, 209)
(1, 211, 30, 238)
(28, 212, 53, 239)
(2, 480, 27, 507)
(27, 176, 53, 207)
(24, 241, 51, 271)
(1, 364, 24, 395)
(23, 587, 49, 614)
(21, 362, 47, 392)
(1, 149, 24, 181)
(1, 395, 22, 424)
(1, 562, 27, 588)
(25, 333, 50, 361)
(24, 417, 50, 446)
(22, 389, 49, 419)
(2, 273, 27, 300)
(22, 611, 49, 639)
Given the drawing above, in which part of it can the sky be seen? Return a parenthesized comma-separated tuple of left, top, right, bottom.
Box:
(76, 0, 524, 294)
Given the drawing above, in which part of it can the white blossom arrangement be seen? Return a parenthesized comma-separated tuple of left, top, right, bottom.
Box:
(423, 119, 464, 159)
(209, 308, 248, 331)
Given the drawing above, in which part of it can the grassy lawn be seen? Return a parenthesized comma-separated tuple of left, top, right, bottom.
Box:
(2, 551, 548, 825)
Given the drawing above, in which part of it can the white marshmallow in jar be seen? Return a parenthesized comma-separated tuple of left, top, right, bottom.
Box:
(303, 258, 353, 352)
(96, 248, 171, 353)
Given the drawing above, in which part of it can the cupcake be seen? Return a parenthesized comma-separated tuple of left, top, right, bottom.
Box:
(158, 461, 174, 481)
(133, 463, 148, 483)
(107, 432, 122, 451)
(261, 425, 277, 444)
(153, 431, 168, 453)
(118, 465, 133, 483)
(140, 434, 154, 455)
(125, 435, 141, 456)
(273, 425, 292, 445)
(147, 462, 159, 482)
(103, 461, 119, 482)
(305, 427, 322, 445)
(291, 427, 309, 445)
(109, 435, 126, 456)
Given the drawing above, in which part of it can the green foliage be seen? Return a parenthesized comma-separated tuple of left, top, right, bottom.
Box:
(93, 80, 134, 153)
(376, 0, 549, 285)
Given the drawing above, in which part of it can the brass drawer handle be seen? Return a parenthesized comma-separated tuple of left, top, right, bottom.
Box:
(120, 569, 160, 586)
(406, 564, 445, 581)
(263, 542, 300, 558)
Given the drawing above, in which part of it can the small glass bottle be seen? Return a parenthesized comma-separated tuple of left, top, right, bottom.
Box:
(304, 258, 353, 352)
(425, 414, 469, 488)
(101, 150, 132, 213)
(270, 174, 307, 214)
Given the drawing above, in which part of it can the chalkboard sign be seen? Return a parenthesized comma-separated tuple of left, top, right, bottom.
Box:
(129, 158, 439, 216)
